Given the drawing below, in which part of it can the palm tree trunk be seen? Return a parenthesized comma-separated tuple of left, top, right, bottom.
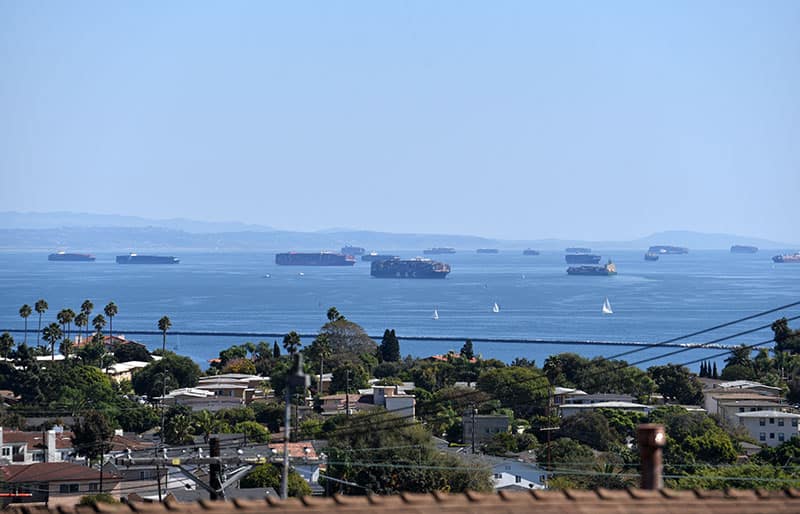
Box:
(37, 314, 42, 346)
(23, 318, 28, 344)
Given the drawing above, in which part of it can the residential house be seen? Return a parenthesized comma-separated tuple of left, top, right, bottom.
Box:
(563, 393, 635, 405)
(106, 360, 151, 383)
(709, 394, 785, 426)
(703, 380, 783, 419)
(560, 401, 651, 418)
(0, 462, 121, 507)
(462, 414, 510, 447)
(552, 387, 587, 406)
(0, 428, 78, 465)
(735, 410, 800, 447)
(481, 455, 546, 490)
(320, 385, 415, 419)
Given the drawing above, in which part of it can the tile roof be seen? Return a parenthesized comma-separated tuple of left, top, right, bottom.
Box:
(1, 462, 118, 483)
(5, 489, 800, 513)
(2, 430, 74, 449)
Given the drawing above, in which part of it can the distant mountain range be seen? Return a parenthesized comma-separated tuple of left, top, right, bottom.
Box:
(0, 211, 795, 252)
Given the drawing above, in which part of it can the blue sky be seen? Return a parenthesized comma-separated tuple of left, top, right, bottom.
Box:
(1, 1, 798, 241)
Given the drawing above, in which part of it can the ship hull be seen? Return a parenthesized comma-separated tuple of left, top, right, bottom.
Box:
(644, 253, 659, 261)
(648, 245, 689, 254)
(116, 255, 179, 264)
(731, 245, 758, 254)
(523, 249, 540, 256)
(567, 266, 617, 276)
(423, 248, 456, 255)
(275, 252, 355, 266)
(773, 254, 800, 263)
(371, 258, 451, 278)
(565, 254, 601, 264)
(476, 249, 499, 254)
(48, 253, 95, 262)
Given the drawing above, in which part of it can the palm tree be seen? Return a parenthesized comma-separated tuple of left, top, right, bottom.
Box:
(74, 313, 88, 345)
(42, 322, 62, 361)
(282, 331, 301, 355)
(19, 304, 32, 344)
(312, 334, 332, 395)
(104, 302, 118, 343)
(34, 299, 48, 347)
(92, 314, 106, 335)
(57, 309, 75, 342)
(59, 338, 74, 361)
(158, 316, 172, 354)
(80, 300, 94, 343)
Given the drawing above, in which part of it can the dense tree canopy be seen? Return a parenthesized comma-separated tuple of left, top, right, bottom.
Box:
(132, 353, 202, 398)
(476, 365, 551, 418)
(648, 364, 704, 404)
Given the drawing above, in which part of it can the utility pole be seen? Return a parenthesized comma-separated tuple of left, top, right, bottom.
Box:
(345, 369, 350, 417)
(209, 437, 223, 500)
(471, 408, 477, 454)
(282, 353, 310, 500)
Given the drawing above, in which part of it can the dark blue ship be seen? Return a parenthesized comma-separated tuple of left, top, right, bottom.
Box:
(371, 257, 451, 278)
(116, 254, 179, 264)
(275, 252, 355, 266)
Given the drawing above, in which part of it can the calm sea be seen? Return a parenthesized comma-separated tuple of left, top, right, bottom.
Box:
(1, 250, 798, 371)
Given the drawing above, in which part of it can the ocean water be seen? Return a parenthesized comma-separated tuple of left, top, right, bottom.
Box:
(1, 250, 798, 371)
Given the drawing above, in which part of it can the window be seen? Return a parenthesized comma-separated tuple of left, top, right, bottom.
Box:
(494, 473, 502, 479)
(770, 418, 775, 424)
(759, 418, 766, 426)
(88, 483, 99, 492)
(58, 484, 79, 494)
(779, 433, 785, 442)
(770, 433, 775, 439)
(1, 447, 9, 457)
(793, 419, 798, 427)
(738, 407, 744, 412)
(515, 475, 522, 483)
(760, 432, 766, 441)
(779, 418, 785, 427)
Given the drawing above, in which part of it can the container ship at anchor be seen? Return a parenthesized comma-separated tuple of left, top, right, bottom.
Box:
(116, 254, 179, 264)
(567, 261, 617, 276)
(48, 252, 96, 262)
(371, 257, 451, 278)
(565, 253, 601, 264)
(275, 252, 356, 266)
(772, 252, 800, 263)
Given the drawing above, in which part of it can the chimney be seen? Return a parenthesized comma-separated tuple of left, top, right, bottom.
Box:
(637, 424, 666, 490)
(46, 430, 57, 463)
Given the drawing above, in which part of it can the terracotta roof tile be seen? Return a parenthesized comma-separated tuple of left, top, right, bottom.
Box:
(8, 489, 800, 514)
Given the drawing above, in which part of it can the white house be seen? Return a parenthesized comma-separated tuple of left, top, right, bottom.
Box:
(735, 410, 800, 447)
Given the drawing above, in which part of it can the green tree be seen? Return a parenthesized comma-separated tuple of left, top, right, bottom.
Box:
(240, 463, 310, 497)
(42, 322, 62, 361)
(330, 363, 369, 393)
(34, 298, 48, 347)
(59, 338, 74, 360)
(74, 313, 88, 344)
(0, 332, 13, 359)
(157, 316, 172, 353)
(18, 304, 32, 344)
(162, 405, 195, 444)
(773, 317, 800, 354)
(272, 341, 280, 359)
(80, 299, 94, 342)
(379, 329, 401, 362)
(558, 411, 618, 451)
(103, 302, 118, 343)
(114, 343, 151, 363)
(476, 365, 551, 418)
(233, 421, 270, 443)
(223, 358, 257, 375)
(71, 410, 113, 462)
(193, 410, 226, 443)
(318, 311, 377, 369)
(648, 364, 704, 404)
(460, 339, 474, 360)
(325, 410, 492, 494)
(282, 331, 302, 355)
(77, 336, 105, 367)
(132, 353, 201, 398)
(57, 308, 76, 342)
(92, 314, 106, 334)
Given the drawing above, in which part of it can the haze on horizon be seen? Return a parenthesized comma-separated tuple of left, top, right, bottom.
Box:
(1, 1, 798, 243)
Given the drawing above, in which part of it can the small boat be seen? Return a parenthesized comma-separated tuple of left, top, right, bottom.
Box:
(492, 302, 500, 313)
(602, 297, 613, 315)
(432, 308, 439, 320)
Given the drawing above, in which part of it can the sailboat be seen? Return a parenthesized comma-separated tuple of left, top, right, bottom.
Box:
(602, 297, 613, 315)
(432, 308, 439, 320)
(492, 302, 500, 313)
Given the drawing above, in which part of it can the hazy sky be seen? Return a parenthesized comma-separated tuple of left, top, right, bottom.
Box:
(1, 1, 798, 241)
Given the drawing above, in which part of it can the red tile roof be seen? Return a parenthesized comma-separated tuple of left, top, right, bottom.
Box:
(5, 489, 800, 513)
(1, 462, 118, 483)
(2, 430, 74, 449)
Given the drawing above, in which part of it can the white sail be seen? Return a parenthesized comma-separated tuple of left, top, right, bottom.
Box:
(492, 302, 500, 313)
(602, 297, 613, 315)
(432, 308, 439, 320)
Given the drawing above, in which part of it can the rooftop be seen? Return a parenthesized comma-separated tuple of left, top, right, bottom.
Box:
(735, 410, 800, 418)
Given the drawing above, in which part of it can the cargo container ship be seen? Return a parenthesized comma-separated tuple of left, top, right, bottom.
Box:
(341, 245, 366, 256)
(648, 245, 689, 254)
(644, 252, 659, 261)
(523, 249, 540, 256)
(566, 247, 591, 253)
(275, 252, 356, 266)
(371, 257, 451, 278)
(423, 247, 456, 255)
(731, 245, 758, 254)
(565, 253, 601, 264)
(361, 252, 398, 262)
(116, 254, 179, 264)
(476, 248, 499, 254)
(48, 252, 96, 262)
(772, 252, 800, 263)
(567, 261, 617, 276)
